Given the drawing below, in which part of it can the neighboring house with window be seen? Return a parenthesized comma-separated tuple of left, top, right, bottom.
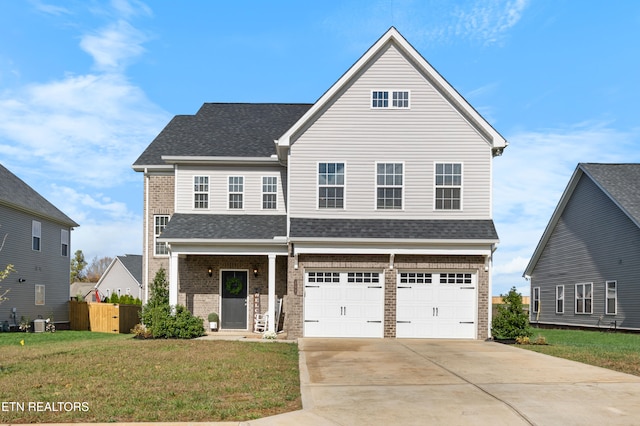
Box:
(133, 27, 507, 339)
(524, 163, 640, 331)
(0, 163, 79, 328)
(95, 255, 143, 301)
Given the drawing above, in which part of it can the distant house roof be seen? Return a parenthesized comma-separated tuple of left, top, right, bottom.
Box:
(159, 214, 287, 241)
(290, 218, 499, 241)
(524, 163, 640, 276)
(116, 254, 143, 284)
(0, 163, 79, 227)
(132, 103, 312, 169)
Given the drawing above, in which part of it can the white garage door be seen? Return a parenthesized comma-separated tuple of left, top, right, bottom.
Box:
(304, 271, 384, 338)
(396, 272, 476, 339)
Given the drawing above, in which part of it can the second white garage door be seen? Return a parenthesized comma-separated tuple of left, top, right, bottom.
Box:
(396, 272, 477, 339)
(304, 271, 384, 338)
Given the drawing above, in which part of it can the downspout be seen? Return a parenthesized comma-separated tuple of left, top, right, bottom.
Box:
(487, 243, 497, 339)
(144, 168, 149, 304)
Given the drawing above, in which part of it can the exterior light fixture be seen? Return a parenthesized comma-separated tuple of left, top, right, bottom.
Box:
(207, 267, 213, 277)
(253, 268, 258, 278)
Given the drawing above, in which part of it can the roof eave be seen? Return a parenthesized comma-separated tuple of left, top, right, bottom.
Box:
(160, 155, 280, 165)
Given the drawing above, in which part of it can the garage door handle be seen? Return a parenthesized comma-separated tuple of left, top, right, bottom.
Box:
(397, 321, 411, 323)
(367, 320, 382, 323)
(459, 321, 474, 324)
(305, 320, 320, 323)
(305, 285, 320, 288)
(368, 286, 383, 288)
(397, 286, 412, 289)
(461, 286, 475, 289)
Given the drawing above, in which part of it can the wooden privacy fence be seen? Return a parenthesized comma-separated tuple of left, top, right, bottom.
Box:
(69, 301, 141, 334)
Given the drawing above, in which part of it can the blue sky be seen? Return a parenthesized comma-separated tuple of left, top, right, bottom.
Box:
(1, 0, 639, 296)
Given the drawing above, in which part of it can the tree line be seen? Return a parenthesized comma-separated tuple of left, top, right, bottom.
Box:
(70, 250, 113, 283)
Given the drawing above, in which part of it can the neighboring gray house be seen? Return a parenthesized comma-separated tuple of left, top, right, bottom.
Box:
(524, 163, 640, 331)
(133, 27, 507, 339)
(70, 281, 98, 302)
(95, 254, 143, 301)
(0, 163, 79, 328)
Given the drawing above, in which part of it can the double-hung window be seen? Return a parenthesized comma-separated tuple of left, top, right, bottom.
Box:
(32, 220, 41, 251)
(61, 229, 69, 257)
(228, 176, 244, 209)
(372, 90, 409, 108)
(154, 215, 170, 256)
(376, 162, 403, 209)
(318, 163, 345, 208)
(532, 287, 540, 314)
(556, 285, 564, 314)
(606, 280, 617, 315)
(575, 282, 593, 314)
(35, 285, 45, 305)
(435, 163, 462, 210)
(194, 176, 209, 209)
(262, 176, 277, 210)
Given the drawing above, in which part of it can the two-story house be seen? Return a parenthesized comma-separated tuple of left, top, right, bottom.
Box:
(133, 27, 507, 339)
(0, 163, 79, 328)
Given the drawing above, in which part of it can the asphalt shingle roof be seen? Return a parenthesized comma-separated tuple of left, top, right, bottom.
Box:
(289, 218, 499, 240)
(0, 163, 79, 227)
(117, 254, 142, 284)
(133, 103, 313, 166)
(159, 214, 287, 240)
(580, 163, 640, 225)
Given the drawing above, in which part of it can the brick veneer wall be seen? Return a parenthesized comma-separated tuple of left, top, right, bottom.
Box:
(285, 253, 488, 339)
(145, 174, 174, 297)
(177, 255, 288, 329)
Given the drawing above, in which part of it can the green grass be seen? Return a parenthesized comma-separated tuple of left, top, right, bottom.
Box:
(519, 328, 640, 376)
(0, 331, 301, 423)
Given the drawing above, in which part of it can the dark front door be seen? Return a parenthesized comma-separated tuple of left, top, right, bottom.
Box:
(221, 270, 248, 329)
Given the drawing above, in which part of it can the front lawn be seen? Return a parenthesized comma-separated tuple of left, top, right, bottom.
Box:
(0, 331, 300, 423)
(519, 328, 640, 376)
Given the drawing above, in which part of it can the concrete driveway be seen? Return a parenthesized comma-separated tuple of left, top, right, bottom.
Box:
(289, 338, 640, 426)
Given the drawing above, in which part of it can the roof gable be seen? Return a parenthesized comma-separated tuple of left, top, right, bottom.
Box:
(524, 163, 640, 276)
(275, 27, 507, 159)
(0, 163, 79, 227)
(133, 103, 312, 169)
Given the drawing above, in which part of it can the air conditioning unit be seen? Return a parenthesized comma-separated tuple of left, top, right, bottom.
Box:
(33, 319, 45, 333)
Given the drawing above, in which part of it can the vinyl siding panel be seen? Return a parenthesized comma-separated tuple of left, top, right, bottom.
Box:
(175, 165, 287, 215)
(0, 204, 72, 324)
(98, 261, 141, 300)
(530, 174, 640, 329)
(289, 44, 492, 220)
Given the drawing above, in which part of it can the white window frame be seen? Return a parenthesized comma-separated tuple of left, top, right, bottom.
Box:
(262, 176, 278, 210)
(154, 215, 170, 257)
(193, 176, 209, 209)
(61, 229, 69, 257)
(35, 284, 45, 305)
(375, 162, 404, 209)
(605, 280, 617, 315)
(32, 220, 41, 252)
(371, 90, 410, 109)
(434, 162, 463, 210)
(575, 282, 593, 314)
(318, 162, 345, 209)
(532, 287, 540, 314)
(556, 285, 564, 314)
(228, 176, 244, 209)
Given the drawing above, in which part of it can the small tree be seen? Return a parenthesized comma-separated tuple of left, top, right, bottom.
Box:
(491, 287, 533, 340)
(0, 230, 15, 303)
(85, 256, 114, 282)
(139, 268, 203, 339)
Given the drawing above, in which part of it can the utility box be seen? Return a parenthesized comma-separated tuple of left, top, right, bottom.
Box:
(33, 319, 45, 333)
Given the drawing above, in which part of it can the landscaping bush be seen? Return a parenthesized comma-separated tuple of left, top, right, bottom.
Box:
(139, 268, 204, 339)
(491, 286, 533, 340)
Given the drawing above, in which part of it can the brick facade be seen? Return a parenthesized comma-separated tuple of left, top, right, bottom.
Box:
(144, 174, 174, 297)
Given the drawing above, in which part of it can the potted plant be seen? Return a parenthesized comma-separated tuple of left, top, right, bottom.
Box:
(208, 312, 219, 332)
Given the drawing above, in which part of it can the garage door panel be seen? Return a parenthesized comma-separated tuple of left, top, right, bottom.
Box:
(396, 272, 476, 339)
(304, 271, 384, 338)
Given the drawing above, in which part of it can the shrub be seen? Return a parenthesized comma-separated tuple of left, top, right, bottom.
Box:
(139, 268, 204, 339)
(491, 287, 533, 340)
(208, 312, 219, 322)
(109, 292, 120, 304)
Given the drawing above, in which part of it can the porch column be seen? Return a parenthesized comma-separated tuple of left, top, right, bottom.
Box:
(169, 251, 179, 308)
(268, 254, 276, 332)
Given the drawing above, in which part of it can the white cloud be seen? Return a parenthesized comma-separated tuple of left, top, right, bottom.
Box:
(80, 20, 149, 72)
